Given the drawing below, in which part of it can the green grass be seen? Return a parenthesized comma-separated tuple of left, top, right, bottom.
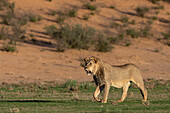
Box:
(0, 80, 169, 112)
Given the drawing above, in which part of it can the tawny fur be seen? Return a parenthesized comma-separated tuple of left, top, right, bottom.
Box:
(82, 56, 148, 103)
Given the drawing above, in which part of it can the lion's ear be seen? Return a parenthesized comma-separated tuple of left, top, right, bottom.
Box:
(84, 58, 88, 62)
(80, 58, 88, 67)
(90, 56, 95, 60)
(94, 58, 98, 63)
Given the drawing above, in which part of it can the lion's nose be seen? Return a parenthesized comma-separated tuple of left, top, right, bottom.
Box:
(84, 68, 88, 71)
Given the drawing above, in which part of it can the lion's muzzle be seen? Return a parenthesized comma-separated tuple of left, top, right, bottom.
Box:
(84, 68, 92, 75)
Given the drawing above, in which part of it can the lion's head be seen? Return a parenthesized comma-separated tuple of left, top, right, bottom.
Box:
(83, 56, 99, 76)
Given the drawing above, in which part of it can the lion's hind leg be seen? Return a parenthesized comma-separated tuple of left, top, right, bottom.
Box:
(133, 79, 148, 102)
(138, 84, 148, 102)
(117, 82, 131, 102)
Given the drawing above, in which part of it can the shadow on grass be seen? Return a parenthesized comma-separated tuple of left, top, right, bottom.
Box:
(0, 99, 71, 103)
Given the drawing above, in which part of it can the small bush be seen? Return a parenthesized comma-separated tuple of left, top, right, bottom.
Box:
(17, 16, 29, 26)
(1, 45, 16, 52)
(83, 14, 90, 20)
(108, 34, 124, 44)
(125, 42, 131, 47)
(10, 23, 26, 45)
(0, 26, 9, 40)
(129, 20, 136, 25)
(84, 3, 97, 10)
(147, 20, 153, 25)
(95, 35, 113, 52)
(44, 24, 96, 51)
(47, 0, 52, 2)
(90, 12, 95, 15)
(79, 82, 94, 91)
(167, 41, 170, 46)
(110, 22, 120, 28)
(162, 31, 170, 40)
(56, 16, 65, 23)
(162, 0, 170, 3)
(48, 10, 58, 16)
(0, 0, 8, 10)
(120, 15, 129, 24)
(28, 13, 41, 22)
(140, 26, 151, 37)
(149, 0, 160, 4)
(68, 8, 77, 17)
(152, 5, 164, 10)
(64, 80, 78, 91)
(2, 3, 15, 25)
(149, 16, 158, 20)
(30, 34, 35, 37)
(155, 11, 159, 14)
(126, 28, 139, 38)
(110, 6, 115, 9)
(135, 6, 149, 17)
(44, 25, 58, 37)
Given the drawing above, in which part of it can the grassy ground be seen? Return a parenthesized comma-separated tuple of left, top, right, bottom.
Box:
(0, 79, 169, 113)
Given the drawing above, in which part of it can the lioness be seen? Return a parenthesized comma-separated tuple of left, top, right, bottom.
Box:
(82, 56, 147, 103)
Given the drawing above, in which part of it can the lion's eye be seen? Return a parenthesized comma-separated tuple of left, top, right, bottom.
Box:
(89, 63, 92, 65)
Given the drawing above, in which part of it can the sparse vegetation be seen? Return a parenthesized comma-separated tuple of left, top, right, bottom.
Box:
(68, 8, 77, 17)
(2, 2, 15, 25)
(44, 25, 58, 37)
(167, 41, 170, 46)
(56, 16, 65, 23)
(64, 80, 78, 91)
(28, 13, 41, 22)
(147, 20, 154, 25)
(135, 6, 149, 17)
(11, 23, 26, 45)
(149, 16, 158, 20)
(108, 34, 124, 44)
(30, 34, 35, 37)
(0, 44, 16, 52)
(83, 14, 90, 20)
(90, 12, 95, 15)
(152, 5, 164, 10)
(48, 10, 58, 16)
(126, 28, 140, 38)
(84, 3, 97, 11)
(110, 22, 120, 28)
(162, 0, 170, 3)
(162, 31, 170, 39)
(0, 23, 25, 52)
(167, 12, 170, 15)
(44, 24, 95, 51)
(0, 26, 9, 40)
(46, 0, 52, 2)
(120, 15, 129, 24)
(129, 20, 136, 25)
(140, 26, 152, 37)
(110, 5, 115, 9)
(0, 26, 17, 52)
(0, 0, 9, 11)
(155, 11, 159, 14)
(149, 0, 160, 4)
(95, 34, 113, 52)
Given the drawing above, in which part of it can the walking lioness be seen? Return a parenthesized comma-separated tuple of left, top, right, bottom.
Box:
(82, 56, 147, 103)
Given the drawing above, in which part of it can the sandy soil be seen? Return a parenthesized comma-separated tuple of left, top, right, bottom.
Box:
(0, 0, 169, 84)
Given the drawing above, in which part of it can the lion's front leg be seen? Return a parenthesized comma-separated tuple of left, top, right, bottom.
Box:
(101, 83, 110, 103)
(93, 86, 101, 102)
(93, 85, 105, 102)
